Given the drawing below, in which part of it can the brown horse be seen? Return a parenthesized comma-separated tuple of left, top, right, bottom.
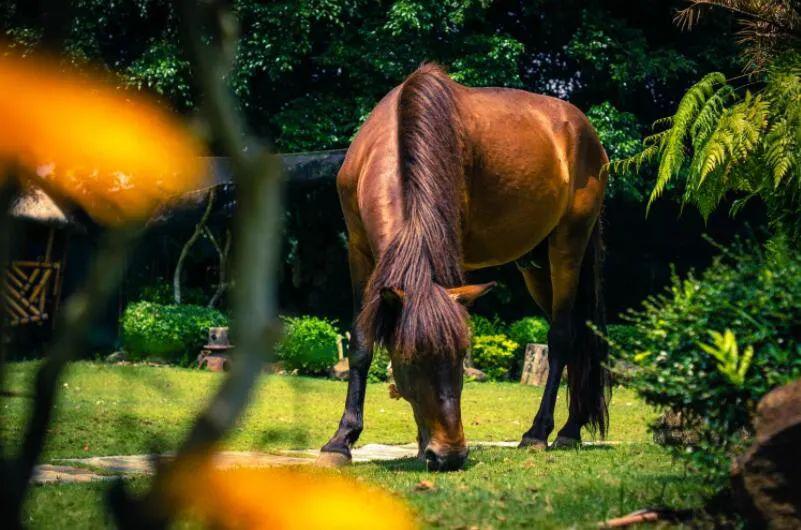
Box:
(317, 64, 609, 471)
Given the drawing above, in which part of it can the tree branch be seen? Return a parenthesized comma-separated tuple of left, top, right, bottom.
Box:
(173, 188, 216, 304)
(108, 0, 284, 526)
(205, 226, 231, 308)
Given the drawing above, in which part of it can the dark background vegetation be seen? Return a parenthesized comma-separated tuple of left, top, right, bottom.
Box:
(1, 0, 764, 343)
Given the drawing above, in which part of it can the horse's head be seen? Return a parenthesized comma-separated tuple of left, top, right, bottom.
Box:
(380, 281, 495, 471)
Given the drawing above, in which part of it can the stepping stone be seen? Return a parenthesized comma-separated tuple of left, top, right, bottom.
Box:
(32, 465, 109, 484)
(59, 451, 313, 476)
(35, 440, 625, 484)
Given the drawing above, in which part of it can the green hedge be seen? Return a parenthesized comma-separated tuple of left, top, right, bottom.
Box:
(471, 334, 519, 381)
(507, 316, 549, 346)
(618, 237, 801, 480)
(121, 301, 229, 364)
(276, 316, 340, 375)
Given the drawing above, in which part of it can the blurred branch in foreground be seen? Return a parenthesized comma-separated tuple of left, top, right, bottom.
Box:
(108, 0, 285, 526)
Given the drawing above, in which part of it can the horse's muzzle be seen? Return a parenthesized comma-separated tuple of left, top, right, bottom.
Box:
(424, 446, 468, 472)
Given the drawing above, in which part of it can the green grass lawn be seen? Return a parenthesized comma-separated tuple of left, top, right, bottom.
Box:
(3, 362, 716, 529)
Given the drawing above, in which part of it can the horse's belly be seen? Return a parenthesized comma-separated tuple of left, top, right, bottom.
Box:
(462, 184, 565, 270)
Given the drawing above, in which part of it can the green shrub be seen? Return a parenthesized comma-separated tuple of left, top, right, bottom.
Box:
(368, 346, 391, 383)
(605, 324, 639, 353)
(471, 334, 518, 381)
(121, 301, 229, 364)
(276, 316, 340, 375)
(469, 314, 506, 337)
(507, 316, 549, 346)
(619, 237, 801, 481)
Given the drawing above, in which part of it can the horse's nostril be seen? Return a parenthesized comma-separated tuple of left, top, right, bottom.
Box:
(424, 448, 435, 459)
(424, 447, 466, 472)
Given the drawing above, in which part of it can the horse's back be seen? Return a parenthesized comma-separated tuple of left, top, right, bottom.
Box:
(457, 87, 607, 268)
(337, 79, 607, 268)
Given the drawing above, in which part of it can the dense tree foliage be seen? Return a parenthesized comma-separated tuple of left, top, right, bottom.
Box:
(1, 1, 756, 324)
(2, 1, 736, 161)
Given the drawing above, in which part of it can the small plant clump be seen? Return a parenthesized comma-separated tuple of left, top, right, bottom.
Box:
(469, 314, 506, 337)
(276, 316, 340, 376)
(367, 346, 392, 383)
(506, 316, 549, 346)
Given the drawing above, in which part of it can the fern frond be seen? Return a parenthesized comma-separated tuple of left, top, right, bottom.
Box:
(611, 144, 659, 176)
(692, 93, 768, 187)
(690, 84, 735, 148)
(764, 117, 796, 186)
(647, 72, 727, 212)
(651, 116, 674, 130)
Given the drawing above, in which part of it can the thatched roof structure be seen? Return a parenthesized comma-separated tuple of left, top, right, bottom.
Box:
(9, 187, 83, 229)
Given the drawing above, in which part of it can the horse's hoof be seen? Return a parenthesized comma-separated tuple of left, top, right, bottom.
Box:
(518, 437, 548, 451)
(550, 436, 580, 450)
(315, 451, 351, 468)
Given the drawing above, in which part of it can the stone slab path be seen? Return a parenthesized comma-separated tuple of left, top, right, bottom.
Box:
(32, 440, 620, 484)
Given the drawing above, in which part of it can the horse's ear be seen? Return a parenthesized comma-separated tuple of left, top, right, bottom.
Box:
(446, 281, 496, 306)
(380, 287, 405, 308)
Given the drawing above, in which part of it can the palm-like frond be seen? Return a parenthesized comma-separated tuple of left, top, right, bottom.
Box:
(608, 3, 801, 234)
(645, 72, 726, 211)
(613, 55, 801, 229)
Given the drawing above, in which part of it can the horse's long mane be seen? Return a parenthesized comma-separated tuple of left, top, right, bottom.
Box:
(357, 63, 468, 360)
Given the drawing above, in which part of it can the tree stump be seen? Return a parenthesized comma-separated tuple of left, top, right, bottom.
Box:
(329, 357, 349, 380)
(520, 344, 549, 386)
(731, 378, 801, 529)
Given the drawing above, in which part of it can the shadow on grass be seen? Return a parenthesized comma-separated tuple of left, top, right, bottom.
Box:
(365, 455, 485, 473)
(256, 427, 309, 449)
(548, 444, 615, 452)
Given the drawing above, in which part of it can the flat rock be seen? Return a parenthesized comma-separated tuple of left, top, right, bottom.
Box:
(464, 366, 487, 382)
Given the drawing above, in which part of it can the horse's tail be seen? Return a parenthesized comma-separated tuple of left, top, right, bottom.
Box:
(357, 63, 468, 360)
(567, 218, 611, 437)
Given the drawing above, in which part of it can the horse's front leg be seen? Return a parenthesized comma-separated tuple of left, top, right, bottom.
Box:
(317, 245, 373, 467)
(317, 326, 373, 466)
(519, 317, 571, 449)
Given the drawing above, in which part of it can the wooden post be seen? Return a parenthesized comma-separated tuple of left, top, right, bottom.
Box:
(520, 343, 549, 386)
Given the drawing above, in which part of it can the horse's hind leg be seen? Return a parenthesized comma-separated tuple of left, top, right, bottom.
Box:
(516, 241, 552, 319)
(317, 244, 374, 467)
(519, 222, 593, 449)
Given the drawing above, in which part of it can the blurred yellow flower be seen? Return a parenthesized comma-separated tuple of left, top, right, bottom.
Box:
(0, 52, 207, 224)
(164, 457, 418, 530)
